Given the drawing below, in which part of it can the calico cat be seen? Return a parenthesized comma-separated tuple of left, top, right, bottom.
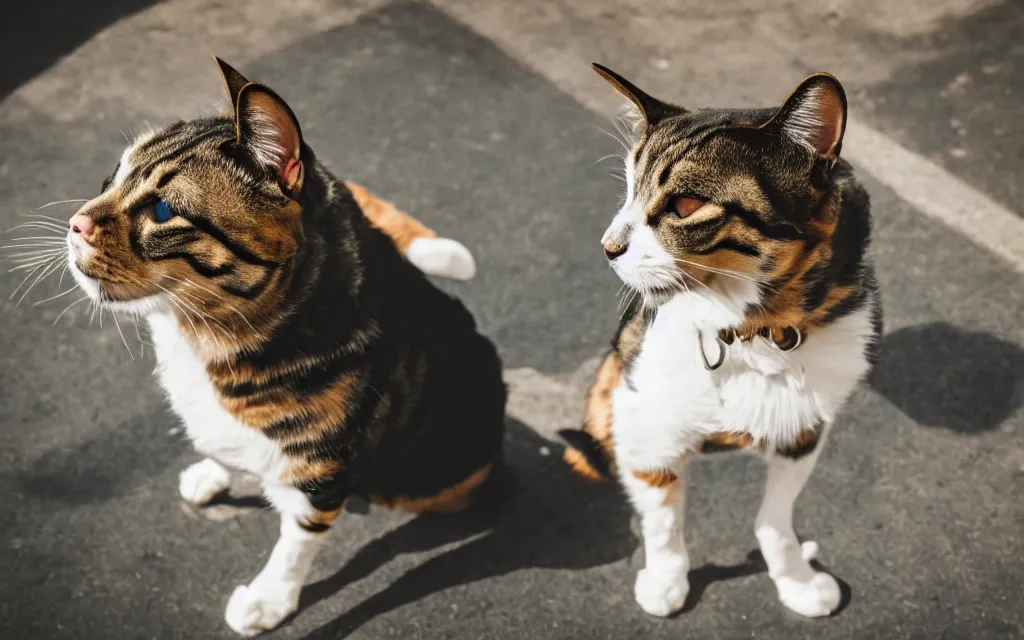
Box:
(561, 65, 881, 619)
(63, 59, 506, 636)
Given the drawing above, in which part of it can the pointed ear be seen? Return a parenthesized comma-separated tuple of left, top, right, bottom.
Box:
(591, 63, 674, 130)
(234, 83, 305, 193)
(214, 57, 250, 112)
(763, 73, 847, 160)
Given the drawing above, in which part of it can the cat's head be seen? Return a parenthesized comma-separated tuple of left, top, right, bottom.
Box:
(66, 59, 307, 341)
(595, 64, 852, 312)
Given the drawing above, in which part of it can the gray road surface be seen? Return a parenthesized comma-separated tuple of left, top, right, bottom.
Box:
(1, 1, 1022, 639)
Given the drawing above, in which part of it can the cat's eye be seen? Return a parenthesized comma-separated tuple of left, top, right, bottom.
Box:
(666, 196, 705, 220)
(153, 199, 175, 223)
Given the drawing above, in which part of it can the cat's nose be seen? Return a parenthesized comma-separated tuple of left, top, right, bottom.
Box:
(69, 214, 96, 244)
(602, 240, 627, 261)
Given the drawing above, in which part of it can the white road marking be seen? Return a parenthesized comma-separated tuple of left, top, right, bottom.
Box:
(441, 3, 1024, 274)
(843, 119, 1024, 273)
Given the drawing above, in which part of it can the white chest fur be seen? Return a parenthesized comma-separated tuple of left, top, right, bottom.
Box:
(148, 312, 288, 480)
(611, 282, 875, 471)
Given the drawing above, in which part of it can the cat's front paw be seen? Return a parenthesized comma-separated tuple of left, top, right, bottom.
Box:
(775, 570, 841, 618)
(224, 582, 299, 636)
(634, 567, 689, 617)
(179, 458, 231, 505)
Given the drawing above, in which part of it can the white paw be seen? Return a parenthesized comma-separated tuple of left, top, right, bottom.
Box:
(775, 570, 841, 618)
(178, 459, 231, 505)
(634, 567, 689, 617)
(224, 583, 299, 636)
(406, 237, 476, 280)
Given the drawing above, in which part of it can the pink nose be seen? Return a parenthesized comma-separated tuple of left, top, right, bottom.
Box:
(69, 213, 96, 244)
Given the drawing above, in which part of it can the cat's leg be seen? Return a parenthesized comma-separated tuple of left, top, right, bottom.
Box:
(621, 459, 690, 617)
(756, 430, 841, 617)
(179, 457, 231, 505)
(344, 181, 475, 280)
(224, 482, 343, 636)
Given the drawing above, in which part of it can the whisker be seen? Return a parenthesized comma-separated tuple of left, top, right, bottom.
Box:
(34, 285, 78, 306)
(8, 252, 67, 266)
(7, 221, 67, 233)
(134, 319, 145, 358)
(8, 258, 58, 300)
(54, 295, 89, 325)
(1, 243, 67, 251)
(34, 199, 89, 210)
(111, 312, 136, 361)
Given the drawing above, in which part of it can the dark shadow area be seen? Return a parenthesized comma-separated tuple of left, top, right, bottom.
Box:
(861, 0, 1024, 211)
(870, 322, 1024, 433)
(0, 0, 160, 101)
(6, 411, 181, 505)
(300, 417, 635, 639)
(681, 550, 767, 614)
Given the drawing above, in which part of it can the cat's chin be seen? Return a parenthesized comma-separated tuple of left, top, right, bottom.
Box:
(68, 262, 165, 316)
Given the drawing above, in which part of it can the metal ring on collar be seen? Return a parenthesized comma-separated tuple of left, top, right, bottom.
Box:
(698, 329, 727, 371)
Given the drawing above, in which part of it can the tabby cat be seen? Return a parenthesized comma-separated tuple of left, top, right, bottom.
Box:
(64, 59, 506, 635)
(561, 65, 881, 619)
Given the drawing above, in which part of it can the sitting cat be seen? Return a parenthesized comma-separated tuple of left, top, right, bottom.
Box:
(561, 65, 881, 619)
(64, 58, 506, 636)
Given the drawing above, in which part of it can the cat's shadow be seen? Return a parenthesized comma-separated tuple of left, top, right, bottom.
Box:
(293, 417, 776, 639)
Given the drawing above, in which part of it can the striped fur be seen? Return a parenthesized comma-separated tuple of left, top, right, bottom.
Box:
(561, 67, 881, 620)
(564, 70, 881, 480)
(65, 60, 505, 635)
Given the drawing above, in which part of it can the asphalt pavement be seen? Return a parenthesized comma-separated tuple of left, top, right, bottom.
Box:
(1, 1, 1021, 639)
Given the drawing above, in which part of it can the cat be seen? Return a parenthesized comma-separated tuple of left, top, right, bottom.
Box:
(62, 58, 506, 636)
(560, 65, 881, 619)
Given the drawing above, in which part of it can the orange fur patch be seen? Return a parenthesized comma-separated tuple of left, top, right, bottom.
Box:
(700, 431, 754, 453)
(371, 462, 493, 514)
(564, 351, 622, 480)
(563, 447, 606, 482)
(345, 181, 436, 251)
(631, 467, 678, 488)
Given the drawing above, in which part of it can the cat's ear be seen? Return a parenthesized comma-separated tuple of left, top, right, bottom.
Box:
(764, 73, 847, 160)
(591, 63, 673, 130)
(234, 83, 305, 193)
(214, 57, 250, 112)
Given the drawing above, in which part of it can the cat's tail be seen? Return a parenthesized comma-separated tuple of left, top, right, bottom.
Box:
(345, 181, 476, 281)
(558, 350, 620, 481)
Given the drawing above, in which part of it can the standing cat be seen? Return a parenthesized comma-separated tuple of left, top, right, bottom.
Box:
(561, 65, 881, 618)
(63, 59, 506, 635)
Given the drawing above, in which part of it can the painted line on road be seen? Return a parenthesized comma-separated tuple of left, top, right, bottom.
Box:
(440, 3, 1024, 274)
(843, 119, 1024, 273)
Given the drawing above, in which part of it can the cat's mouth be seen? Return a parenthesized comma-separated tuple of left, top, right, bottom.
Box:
(67, 253, 164, 315)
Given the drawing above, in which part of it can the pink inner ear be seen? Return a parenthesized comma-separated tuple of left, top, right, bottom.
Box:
(242, 91, 301, 170)
(282, 158, 302, 190)
(809, 88, 844, 157)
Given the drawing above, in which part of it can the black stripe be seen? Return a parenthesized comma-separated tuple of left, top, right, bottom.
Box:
(220, 266, 276, 300)
(180, 213, 277, 268)
(155, 169, 180, 189)
(124, 127, 226, 187)
(724, 204, 803, 241)
(217, 349, 365, 399)
(147, 251, 235, 278)
(776, 435, 821, 459)
(299, 521, 331, 533)
(262, 414, 310, 440)
(693, 238, 761, 258)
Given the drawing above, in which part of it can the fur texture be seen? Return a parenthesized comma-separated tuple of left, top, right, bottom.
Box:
(563, 66, 881, 619)
(64, 59, 505, 635)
